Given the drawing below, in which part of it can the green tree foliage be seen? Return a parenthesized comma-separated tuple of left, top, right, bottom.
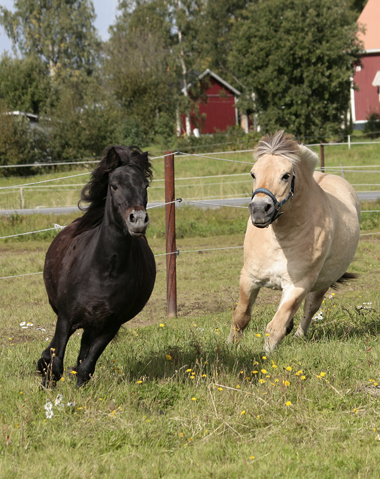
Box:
(0, 0, 100, 80)
(46, 79, 128, 160)
(0, 53, 52, 114)
(0, 100, 49, 169)
(105, 0, 177, 139)
(228, 0, 362, 139)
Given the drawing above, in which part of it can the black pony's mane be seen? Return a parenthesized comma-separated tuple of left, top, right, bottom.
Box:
(73, 145, 153, 237)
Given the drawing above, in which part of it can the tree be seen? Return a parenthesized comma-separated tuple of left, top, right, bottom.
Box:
(104, 0, 178, 139)
(0, 0, 100, 80)
(0, 53, 52, 114)
(228, 0, 362, 139)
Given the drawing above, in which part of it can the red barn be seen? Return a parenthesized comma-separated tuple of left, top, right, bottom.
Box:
(180, 69, 241, 135)
(351, 0, 380, 128)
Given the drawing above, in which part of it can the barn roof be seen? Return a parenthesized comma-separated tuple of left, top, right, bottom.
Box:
(357, 0, 380, 52)
(183, 69, 241, 96)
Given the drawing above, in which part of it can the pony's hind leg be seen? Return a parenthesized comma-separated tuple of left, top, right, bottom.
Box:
(76, 327, 120, 387)
(73, 328, 94, 371)
(295, 287, 329, 338)
(228, 270, 260, 343)
(38, 315, 72, 386)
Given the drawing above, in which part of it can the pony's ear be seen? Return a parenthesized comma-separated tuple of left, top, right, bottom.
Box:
(105, 146, 122, 171)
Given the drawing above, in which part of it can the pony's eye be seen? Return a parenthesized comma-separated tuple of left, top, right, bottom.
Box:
(111, 184, 118, 191)
(282, 173, 290, 181)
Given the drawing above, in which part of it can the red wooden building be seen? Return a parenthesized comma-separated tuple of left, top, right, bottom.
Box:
(180, 69, 241, 135)
(351, 0, 380, 128)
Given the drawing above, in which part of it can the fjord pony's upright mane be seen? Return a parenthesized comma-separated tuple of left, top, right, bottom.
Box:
(254, 130, 319, 175)
(74, 145, 153, 236)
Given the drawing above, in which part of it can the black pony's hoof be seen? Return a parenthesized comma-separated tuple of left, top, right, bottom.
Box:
(286, 318, 294, 336)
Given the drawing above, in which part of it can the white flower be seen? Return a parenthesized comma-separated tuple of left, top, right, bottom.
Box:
(54, 394, 63, 406)
(27, 322, 33, 327)
(44, 401, 53, 411)
(67, 402, 76, 407)
(20, 322, 26, 327)
(46, 410, 53, 419)
(45, 337, 50, 341)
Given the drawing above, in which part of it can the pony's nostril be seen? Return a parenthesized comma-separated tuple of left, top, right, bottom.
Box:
(129, 213, 135, 223)
(144, 214, 149, 223)
(264, 203, 272, 213)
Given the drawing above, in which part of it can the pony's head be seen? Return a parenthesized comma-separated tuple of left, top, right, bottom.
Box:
(249, 131, 318, 228)
(75, 146, 153, 236)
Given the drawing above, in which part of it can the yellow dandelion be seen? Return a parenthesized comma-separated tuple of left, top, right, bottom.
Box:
(166, 354, 172, 360)
(353, 408, 358, 414)
(159, 324, 164, 327)
(286, 401, 292, 406)
(179, 432, 184, 437)
(186, 369, 192, 373)
(70, 370, 77, 375)
(193, 324, 197, 327)
(241, 410, 246, 415)
(245, 377, 250, 381)
(253, 361, 259, 365)
(272, 364, 278, 369)
(255, 333, 261, 338)
(275, 379, 279, 383)
(236, 385, 241, 389)
(252, 370, 258, 374)
(262, 356, 267, 360)
(191, 397, 197, 401)
(136, 380, 143, 384)
(320, 372, 326, 377)
(261, 369, 267, 374)
(60, 377, 65, 381)
(202, 374, 207, 377)
(250, 456, 255, 460)
(283, 380, 290, 387)
(295, 370, 303, 376)
(301, 376, 306, 380)
(286, 367, 292, 371)
(265, 333, 270, 336)
(259, 379, 266, 384)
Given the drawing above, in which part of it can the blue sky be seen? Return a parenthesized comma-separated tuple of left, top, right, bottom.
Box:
(0, 0, 119, 56)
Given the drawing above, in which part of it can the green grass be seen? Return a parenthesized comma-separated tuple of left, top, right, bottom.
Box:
(1, 204, 380, 477)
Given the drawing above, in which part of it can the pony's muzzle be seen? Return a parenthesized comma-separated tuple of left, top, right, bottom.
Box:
(249, 196, 275, 228)
(125, 207, 149, 236)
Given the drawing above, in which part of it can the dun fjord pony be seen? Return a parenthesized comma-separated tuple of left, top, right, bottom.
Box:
(38, 146, 156, 387)
(228, 131, 360, 352)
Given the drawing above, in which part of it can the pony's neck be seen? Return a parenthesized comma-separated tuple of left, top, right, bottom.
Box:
(95, 196, 132, 258)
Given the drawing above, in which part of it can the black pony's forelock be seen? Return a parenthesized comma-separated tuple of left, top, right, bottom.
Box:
(73, 145, 153, 236)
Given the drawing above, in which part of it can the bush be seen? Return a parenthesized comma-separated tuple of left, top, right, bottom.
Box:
(363, 112, 380, 139)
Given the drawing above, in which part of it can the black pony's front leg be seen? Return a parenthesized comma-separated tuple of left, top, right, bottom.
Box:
(37, 315, 72, 386)
(76, 327, 120, 387)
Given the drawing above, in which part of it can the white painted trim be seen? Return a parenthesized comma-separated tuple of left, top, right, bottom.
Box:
(350, 77, 356, 124)
(182, 69, 241, 97)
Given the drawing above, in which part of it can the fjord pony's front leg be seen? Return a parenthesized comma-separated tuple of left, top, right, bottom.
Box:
(264, 284, 310, 352)
(228, 268, 260, 342)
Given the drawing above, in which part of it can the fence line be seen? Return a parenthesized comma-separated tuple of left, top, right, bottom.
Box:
(176, 151, 253, 165)
(2, 227, 379, 281)
(0, 172, 90, 191)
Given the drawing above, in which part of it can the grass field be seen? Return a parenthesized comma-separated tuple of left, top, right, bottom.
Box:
(1, 140, 380, 210)
(1, 202, 380, 478)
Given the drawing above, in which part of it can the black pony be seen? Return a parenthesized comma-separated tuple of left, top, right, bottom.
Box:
(38, 146, 156, 387)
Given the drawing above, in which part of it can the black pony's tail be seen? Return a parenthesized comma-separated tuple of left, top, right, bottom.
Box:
(331, 272, 358, 290)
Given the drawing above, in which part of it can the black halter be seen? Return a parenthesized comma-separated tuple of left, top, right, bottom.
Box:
(250, 173, 295, 225)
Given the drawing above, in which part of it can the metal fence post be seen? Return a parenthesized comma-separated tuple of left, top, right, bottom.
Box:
(165, 151, 177, 318)
(320, 143, 325, 173)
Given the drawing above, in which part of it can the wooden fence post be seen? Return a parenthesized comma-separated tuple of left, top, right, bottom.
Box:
(320, 143, 325, 173)
(165, 151, 177, 318)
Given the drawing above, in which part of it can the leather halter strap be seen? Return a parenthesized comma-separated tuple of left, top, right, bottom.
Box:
(250, 173, 295, 225)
